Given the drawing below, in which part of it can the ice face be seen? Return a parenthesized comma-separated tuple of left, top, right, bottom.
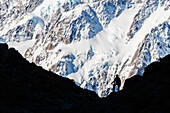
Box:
(0, 38, 6, 44)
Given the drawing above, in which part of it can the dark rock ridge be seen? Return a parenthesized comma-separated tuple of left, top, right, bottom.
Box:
(0, 43, 169, 113)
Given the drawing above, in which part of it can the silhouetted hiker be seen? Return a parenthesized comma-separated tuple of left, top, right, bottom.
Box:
(113, 75, 121, 92)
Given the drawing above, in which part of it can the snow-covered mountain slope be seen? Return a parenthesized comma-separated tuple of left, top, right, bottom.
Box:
(0, 0, 170, 97)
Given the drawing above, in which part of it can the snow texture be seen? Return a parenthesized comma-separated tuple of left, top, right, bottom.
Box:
(0, 0, 170, 98)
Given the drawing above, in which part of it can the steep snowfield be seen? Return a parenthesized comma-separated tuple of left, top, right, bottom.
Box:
(67, 4, 142, 89)
(126, 4, 170, 61)
(1, 0, 170, 97)
(0, 0, 45, 53)
(8, 39, 36, 55)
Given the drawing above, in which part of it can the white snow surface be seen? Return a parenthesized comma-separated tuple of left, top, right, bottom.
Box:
(68, 4, 141, 84)
(1, 0, 170, 97)
(8, 39, 36, 55)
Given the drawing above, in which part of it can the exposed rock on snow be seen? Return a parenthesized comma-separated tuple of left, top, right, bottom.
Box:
(0, 0, 170, 97)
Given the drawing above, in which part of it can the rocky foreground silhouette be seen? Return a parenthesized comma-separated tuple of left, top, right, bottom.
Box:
(0, 44, 169, 113)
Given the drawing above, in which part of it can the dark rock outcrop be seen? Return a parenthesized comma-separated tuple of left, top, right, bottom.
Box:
(0, 43, 169, 112)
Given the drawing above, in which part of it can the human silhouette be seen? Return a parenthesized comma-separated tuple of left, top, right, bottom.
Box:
(113, 75, 121, 92)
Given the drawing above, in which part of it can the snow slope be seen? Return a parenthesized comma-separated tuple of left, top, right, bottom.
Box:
(1, 0, 170, 97)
